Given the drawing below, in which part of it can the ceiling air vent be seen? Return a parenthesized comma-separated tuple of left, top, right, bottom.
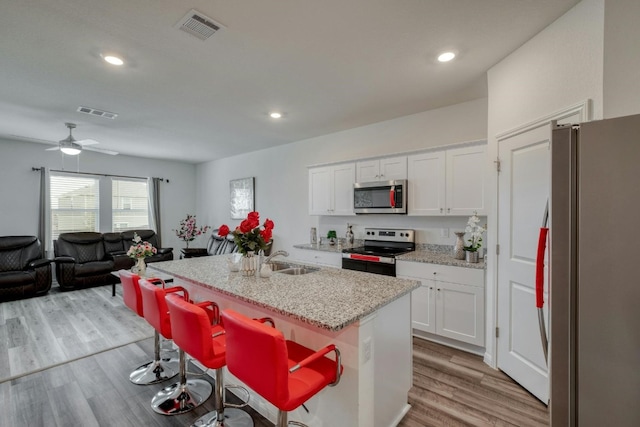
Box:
(175, 9, 225, 41)
(77, 106, 118, 120)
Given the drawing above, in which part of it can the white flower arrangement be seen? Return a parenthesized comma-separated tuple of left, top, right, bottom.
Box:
(464, 212, 485, 252)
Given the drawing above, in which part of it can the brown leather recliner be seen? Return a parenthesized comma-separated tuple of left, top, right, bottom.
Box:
(0, 236, 52, 302)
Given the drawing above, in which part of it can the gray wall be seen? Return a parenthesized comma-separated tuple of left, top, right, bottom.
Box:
(0, 137, 198, 250)
(196, 98, 489, 252)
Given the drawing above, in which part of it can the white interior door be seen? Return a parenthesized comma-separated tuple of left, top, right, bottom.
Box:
(497, 125, 550, 403)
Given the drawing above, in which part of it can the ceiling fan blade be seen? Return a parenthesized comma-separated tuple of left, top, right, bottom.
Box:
(77, 138, 99, 146)
(84, 146, 118, 156)
(45, 146, 60, 151)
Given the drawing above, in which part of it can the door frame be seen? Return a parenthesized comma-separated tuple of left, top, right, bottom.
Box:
(485, 100, 591, 370)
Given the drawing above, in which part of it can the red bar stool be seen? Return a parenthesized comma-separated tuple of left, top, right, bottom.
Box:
(166, 294, 254, 427)
(118, 270, 178, 385)
(221, 309, 342, 427)
(138, 278, 212, 416)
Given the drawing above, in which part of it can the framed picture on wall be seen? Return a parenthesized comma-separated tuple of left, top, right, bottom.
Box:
(230, 177, 255, 219)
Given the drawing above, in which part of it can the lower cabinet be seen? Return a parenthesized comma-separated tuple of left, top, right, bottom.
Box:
(397, 261, 485, 347)
(290, 248, 342, 268)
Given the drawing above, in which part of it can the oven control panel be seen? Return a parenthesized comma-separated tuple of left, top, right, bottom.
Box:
(363, 228, 414, 243)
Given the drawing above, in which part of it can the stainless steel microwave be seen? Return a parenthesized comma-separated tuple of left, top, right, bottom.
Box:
(353, 180, 407, 214)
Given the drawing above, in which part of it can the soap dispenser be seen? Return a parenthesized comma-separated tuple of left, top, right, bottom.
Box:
(346, 224, 354, 245)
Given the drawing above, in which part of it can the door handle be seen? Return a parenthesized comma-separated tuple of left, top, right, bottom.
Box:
(389, 186, 396, 208)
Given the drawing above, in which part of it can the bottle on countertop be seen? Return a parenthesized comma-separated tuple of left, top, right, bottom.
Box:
(346, 224, 354, 245)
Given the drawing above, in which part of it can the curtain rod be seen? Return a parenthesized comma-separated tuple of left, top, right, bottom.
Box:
(31, 167, 168, 182)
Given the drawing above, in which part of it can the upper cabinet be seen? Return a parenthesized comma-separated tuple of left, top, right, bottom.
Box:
(408, 144, 487, 216)
(356, 155, 407, 182)
(309, 163, 356, 216)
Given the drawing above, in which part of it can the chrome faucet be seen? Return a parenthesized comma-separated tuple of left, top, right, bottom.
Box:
(263, 250, 289, 264)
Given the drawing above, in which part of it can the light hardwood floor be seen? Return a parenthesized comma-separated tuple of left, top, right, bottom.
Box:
(1, 284, 549, 426)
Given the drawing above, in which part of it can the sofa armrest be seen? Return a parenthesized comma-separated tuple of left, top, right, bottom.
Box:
(157, 247, 173, 255)
(28, 258, 52, 269)
(54, 256, 76, 264)
(108, 250, 127, 256)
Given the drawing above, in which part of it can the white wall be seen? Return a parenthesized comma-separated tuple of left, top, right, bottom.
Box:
(196, 98, 488, 253)
(0, 137, 197, 250)
(603, 0, 640, 118)
(485, 0, 605, 367)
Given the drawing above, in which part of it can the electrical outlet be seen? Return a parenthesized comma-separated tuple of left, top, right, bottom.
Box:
(440, 228, 449, 238)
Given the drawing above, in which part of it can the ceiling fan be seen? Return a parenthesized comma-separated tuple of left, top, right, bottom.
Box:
(44, 122, 117, 155)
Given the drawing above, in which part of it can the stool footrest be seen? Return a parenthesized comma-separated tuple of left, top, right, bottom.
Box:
(151, 378, 212, 416)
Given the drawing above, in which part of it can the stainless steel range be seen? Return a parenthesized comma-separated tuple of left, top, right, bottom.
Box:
(341, 228, 415, 276)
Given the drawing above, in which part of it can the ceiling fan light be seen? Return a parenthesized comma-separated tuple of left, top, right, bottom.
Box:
(60, 141, 82, 155)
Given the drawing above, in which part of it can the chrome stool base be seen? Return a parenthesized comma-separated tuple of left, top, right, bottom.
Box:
(192, 407, 254, 427)
(129, 359, 179, 385)
(151, 378, 212, 416)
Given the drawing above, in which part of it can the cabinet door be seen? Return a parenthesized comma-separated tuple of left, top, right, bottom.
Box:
(411, 280, 436, 333)
(309, 166, 332, 215)
(407, 152, 445, 215)
(331, 163, 356, 215)
(379, 156, 407, 181)
(446, 145, 488, 216)
(435, 282, 485, 346)
(356, 160, 380, 182)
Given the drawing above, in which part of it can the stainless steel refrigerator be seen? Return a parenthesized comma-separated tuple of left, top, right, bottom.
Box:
(550, 113, 640, 426)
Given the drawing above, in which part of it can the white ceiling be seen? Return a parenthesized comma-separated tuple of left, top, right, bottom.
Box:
(0, 0, 579, 164)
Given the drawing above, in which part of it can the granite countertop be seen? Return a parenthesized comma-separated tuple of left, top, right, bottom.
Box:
(294, 241, 486, 270)
(148, 255, 419, 332)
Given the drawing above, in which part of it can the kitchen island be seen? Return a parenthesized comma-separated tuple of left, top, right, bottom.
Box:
(149, 255, 419, 427)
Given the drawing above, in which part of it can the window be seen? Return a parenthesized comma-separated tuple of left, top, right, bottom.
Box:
(50, 172, 150, 244)
(112, 179, 150, 232)
(50, 174, 99, 242)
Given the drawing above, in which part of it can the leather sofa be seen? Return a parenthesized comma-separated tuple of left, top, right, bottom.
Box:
(54, 230, 173, 290)
(0, 236, 52, 302)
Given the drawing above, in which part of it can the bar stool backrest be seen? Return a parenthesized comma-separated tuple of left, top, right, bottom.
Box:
(139, 279, 173, 339)
(119, 270, 143, 316)
(166, 295, 226, 368)
(221, 309, 290, 407)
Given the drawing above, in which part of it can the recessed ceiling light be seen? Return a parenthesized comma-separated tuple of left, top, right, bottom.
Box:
(437, 52, 456, 62)
(103, 55, 124, 66)
(269, 112, 282, 119)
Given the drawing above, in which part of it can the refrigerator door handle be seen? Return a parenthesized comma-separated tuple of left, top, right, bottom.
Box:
(536, 200, 549, 364)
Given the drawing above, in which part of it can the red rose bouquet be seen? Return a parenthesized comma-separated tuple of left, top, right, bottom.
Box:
(219, 211, 274, 255)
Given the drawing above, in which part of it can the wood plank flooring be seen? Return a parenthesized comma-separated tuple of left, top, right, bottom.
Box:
(1, 284, 549, 426)
(0, 285, 153, 382)
(398, 338, 549, 427)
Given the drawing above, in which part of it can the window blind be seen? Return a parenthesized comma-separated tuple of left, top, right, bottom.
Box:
(112, 178, 150, 231)
(50, 173, 99, 242)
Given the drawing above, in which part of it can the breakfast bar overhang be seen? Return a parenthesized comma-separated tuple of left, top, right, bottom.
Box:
(149, 255, 419, 427)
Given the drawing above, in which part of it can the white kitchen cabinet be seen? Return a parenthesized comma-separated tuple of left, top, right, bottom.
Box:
(407, 151, 446, 215)
(291, 248, 342, 267)
(398, 261, 485, 347)
(356, 156, 407, 182)
(407, 144, 487, 216)
(446, 145, 488, 216)
(308, 163, 356, 216)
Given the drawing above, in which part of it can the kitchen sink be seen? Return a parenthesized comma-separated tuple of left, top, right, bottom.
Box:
(277, 267, 320, 275)
(267, 261, 292, 271)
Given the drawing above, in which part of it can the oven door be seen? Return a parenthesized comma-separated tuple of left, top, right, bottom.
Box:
(353, 180, 406, 214)
(342, 256, 396, 276)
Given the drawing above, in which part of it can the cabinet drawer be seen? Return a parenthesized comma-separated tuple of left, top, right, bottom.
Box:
(397, 261, 484, 287)
(291, 249, 341, 267)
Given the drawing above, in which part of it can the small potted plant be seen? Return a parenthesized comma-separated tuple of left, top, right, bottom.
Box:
(327, 230, 337, 245)
(463, 212, 485, 263)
